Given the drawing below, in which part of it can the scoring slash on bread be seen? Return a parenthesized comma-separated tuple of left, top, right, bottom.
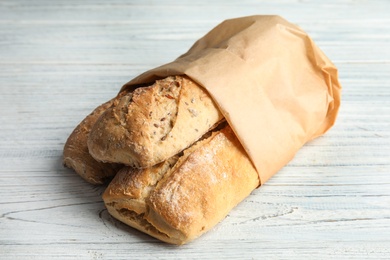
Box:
(87, 75, 224, 168)
(103, 124, 259, 245)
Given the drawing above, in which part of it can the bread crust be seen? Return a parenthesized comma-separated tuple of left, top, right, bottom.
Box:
(63, 93, 127, 184)
(103, 125, 259, 244)
(87, 75, 223, 168)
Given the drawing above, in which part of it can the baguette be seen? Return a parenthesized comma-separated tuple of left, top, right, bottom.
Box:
(63, 93, 127, 184)
(103, 124, 259, 245)
(87, 75, 224, 168)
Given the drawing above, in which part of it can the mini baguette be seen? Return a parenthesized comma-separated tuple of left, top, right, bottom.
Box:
(63, 92, 128, 184)
(87, 75, 224, 168)
(103, 125, 259, 245)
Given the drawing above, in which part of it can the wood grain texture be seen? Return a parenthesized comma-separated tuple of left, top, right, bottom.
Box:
(1, 0, 389, 259)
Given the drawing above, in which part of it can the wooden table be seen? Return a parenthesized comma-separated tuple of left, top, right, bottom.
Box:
(1, 1, 389, 259)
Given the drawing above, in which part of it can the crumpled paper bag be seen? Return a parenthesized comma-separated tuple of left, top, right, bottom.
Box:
(121, 15, 341, 185)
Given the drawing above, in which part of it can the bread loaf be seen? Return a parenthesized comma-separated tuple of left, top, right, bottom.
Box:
(87, 75, 224, 168)
(103, 124, 259, 245)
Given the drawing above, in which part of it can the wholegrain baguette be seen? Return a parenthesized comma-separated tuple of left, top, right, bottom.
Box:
(103, 124, 259, 245)
(63, 92, 128, 184)
(87, 75, 224, 168)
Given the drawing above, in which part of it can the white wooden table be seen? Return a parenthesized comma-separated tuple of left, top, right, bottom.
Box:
(1, 1, 390, 259)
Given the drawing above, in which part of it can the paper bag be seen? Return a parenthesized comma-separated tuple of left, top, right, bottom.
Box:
(121, 15, 341, 185)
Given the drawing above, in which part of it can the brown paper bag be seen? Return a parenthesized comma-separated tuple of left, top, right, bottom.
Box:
(121, 15, 341, 185)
